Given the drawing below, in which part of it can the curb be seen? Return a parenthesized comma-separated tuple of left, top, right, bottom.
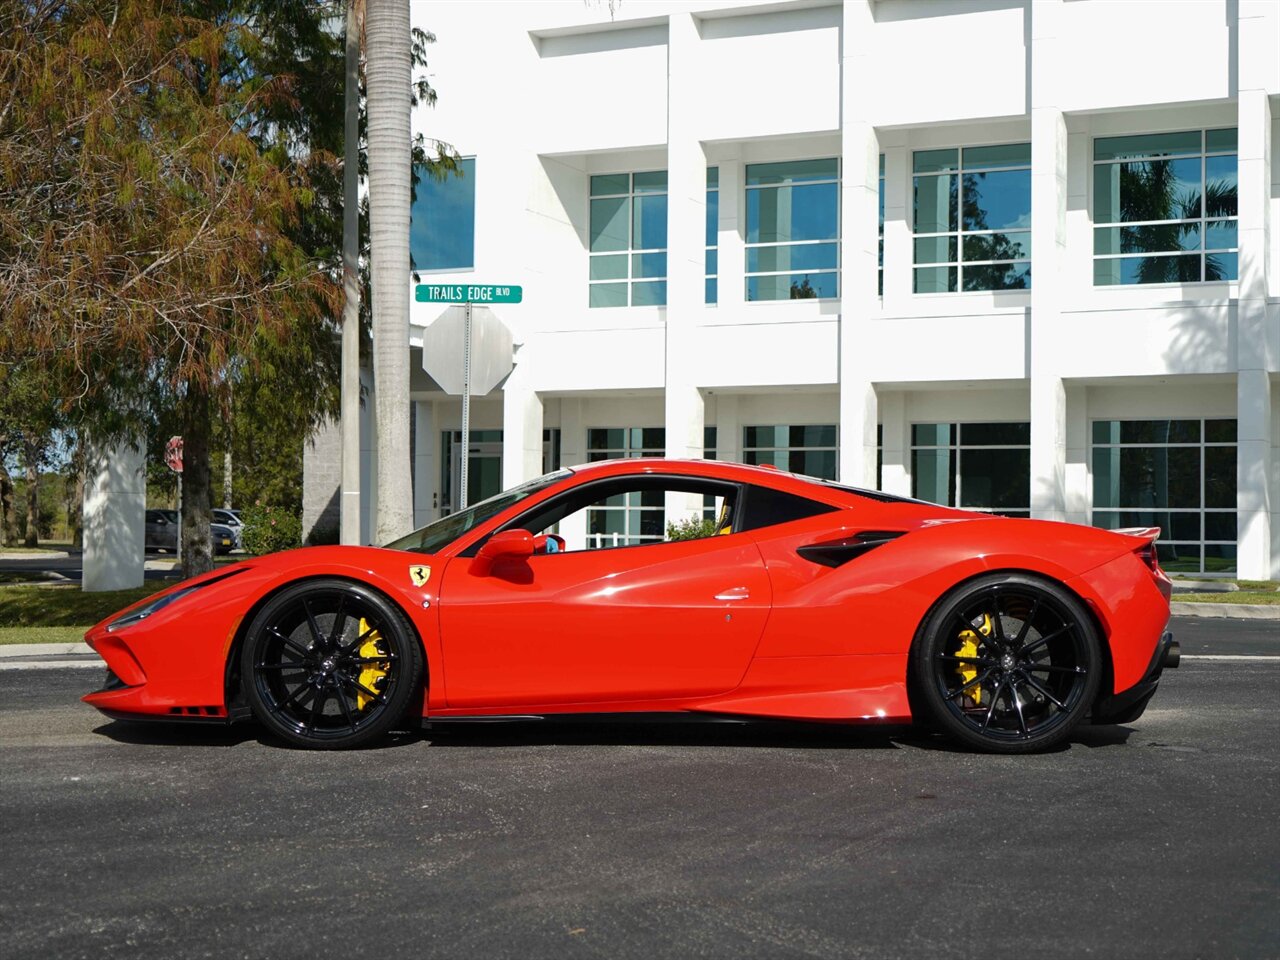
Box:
(0, 642, 94, 657)
(0, 551, 69, 560)
(1170, 602, 1280, 620)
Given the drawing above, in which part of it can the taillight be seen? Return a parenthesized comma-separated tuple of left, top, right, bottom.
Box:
(1135, 542, 1158, 572)
(1136, 542, 1172, 601)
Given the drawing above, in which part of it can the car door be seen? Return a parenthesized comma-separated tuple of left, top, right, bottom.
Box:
(437, 527, 772, 709)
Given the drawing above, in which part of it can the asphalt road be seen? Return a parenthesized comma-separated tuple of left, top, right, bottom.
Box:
(0, 551, 181, 584)
(1, 619, 1277, 960)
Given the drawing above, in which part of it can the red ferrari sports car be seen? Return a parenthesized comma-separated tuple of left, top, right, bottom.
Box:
(83, 458, 1179, 753)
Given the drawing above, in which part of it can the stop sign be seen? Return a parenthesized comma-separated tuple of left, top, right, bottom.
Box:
(421, 305, 513, 396)
(165, 436, 183, 473)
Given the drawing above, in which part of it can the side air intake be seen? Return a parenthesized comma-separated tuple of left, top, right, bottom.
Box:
(797, 531, 906, 568)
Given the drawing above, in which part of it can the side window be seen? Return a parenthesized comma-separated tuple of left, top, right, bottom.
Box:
(470, 476, 739, 554)
(738, 485, 837, 532)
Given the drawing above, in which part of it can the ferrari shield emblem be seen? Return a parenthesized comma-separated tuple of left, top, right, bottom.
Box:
(408, 565, 431, 588)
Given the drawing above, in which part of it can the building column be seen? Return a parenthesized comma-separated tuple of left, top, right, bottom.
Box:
(1064, 385, 1089, 527)
(837, 0, 880, 488)
(1236, 3, 1275, 577)
(302, 418, 341, 543)
(502, 377, 544, 490)
(1028, 0, 1068, 522)
(881, 144, 910, 315)
(412, 401, 435, 527)
(82, 439, 145, 593)
(879, 392, 909, 496)
(664, 11, 707, 523)
(557, 398, 587, 549)
(716, 157, 745, 310)
(714, 394, 741, 463)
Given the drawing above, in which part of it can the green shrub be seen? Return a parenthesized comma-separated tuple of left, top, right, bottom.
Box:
(241, 501, 302, 556)
(666, 516, 719, 542)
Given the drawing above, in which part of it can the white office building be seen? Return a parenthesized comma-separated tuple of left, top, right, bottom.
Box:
(304, 0, 1280, 579)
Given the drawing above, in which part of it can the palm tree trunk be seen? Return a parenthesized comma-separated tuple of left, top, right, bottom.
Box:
(341, 0, 364, 544)
(365, 0, 413, 543)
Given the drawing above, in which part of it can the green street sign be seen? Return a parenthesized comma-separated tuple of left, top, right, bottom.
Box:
(415, 283, 523, 304)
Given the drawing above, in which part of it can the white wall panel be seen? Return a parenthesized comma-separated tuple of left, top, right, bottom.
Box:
(1057, 0, 1232, 111)
(694, 6, 841, 141)
(868, 0, 1028, 125)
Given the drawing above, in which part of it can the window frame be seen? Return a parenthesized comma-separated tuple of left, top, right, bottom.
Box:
(588, 170, 668, 308)
(1090, 418, 1237, 574)
(471, 474, 744, 555)
(741, 424, 839, 481)
(911, 142, 1032, 295)
(744, 158, 841, 302)
(1091, 128, 1238, 287)
(909, 421, 1032, 517)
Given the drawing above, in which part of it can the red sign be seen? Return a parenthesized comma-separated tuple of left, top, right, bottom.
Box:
(165, 436, 184, 474)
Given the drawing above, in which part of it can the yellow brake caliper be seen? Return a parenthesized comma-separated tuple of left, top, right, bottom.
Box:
(955, 613, 993, 707)
(355, 618, 390, 710)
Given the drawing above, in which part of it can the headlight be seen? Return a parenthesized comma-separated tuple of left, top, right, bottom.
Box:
(106, 586, 201, 632)
(105, 567, 248, 632)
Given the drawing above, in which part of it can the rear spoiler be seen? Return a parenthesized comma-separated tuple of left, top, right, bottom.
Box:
(1113, 526, 1160, 542)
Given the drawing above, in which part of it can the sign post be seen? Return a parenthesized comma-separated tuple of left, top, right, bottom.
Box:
(165, 436, 184, 564)
(417, 284, 520, 510)
(461, 301, 472, 509)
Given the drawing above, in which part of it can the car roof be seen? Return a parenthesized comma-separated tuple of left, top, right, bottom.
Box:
(559, 457, 910, 508)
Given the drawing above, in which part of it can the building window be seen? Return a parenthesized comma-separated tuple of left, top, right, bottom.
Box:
(589, 172, 667, 308)
(745, 159, 839, 301)
(542, 428, 561, 475)
(742, 425, 837, 480)
(440, 428, 502, 514)
(410, 157, 475, 271)
(1093, 129, 1237, 285)
(912, 144, 1031, 293)
(702, 425, 718, 520)
(706, 167, 719, 304)
(585, 427, 665, 546)
(911, 422, 1030, 516)
(878, 153, 885, 296)
(1091, 419, 1237, 573)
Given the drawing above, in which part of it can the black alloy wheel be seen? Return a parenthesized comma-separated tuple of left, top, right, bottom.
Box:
(241, 579, 423, 749)
(912, 573, 1101, 753)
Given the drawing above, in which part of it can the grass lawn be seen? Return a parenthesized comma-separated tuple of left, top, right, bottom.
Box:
(1169, 575, 1279, 604)
(0, 545, 71, 555)
(1171, 591, 1280, 605)
(0, 625, 89, 645)
(0, 583, 163, 628)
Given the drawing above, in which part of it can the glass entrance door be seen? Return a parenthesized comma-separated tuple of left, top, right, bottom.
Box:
(442, 430, 502, 517)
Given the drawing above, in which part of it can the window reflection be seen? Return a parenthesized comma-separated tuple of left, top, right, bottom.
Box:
(912, 145, 1031, 293)
(410, 157, 475, 271)
(1093, 129, 1238, 285)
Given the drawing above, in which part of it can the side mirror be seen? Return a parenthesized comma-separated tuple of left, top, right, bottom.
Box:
(472, 529, 535, 576)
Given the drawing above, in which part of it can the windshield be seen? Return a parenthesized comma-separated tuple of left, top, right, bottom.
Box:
(385, 469, 573, 555)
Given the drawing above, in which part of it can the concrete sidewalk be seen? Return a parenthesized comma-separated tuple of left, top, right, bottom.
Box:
(0, 643, 100, 670)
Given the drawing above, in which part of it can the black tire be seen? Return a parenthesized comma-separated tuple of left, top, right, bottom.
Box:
(241, 578, 424, 749)
(911, 573, 1101, 754)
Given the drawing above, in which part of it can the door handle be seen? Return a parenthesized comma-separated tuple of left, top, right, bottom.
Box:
(715, 587, 750, 601)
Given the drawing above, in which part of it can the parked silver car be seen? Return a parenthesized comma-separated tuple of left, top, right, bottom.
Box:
(144, 509, 236, 555)
(212, 509, 244, 550)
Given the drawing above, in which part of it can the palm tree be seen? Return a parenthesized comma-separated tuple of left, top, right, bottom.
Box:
(364, 0, 413, 543)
